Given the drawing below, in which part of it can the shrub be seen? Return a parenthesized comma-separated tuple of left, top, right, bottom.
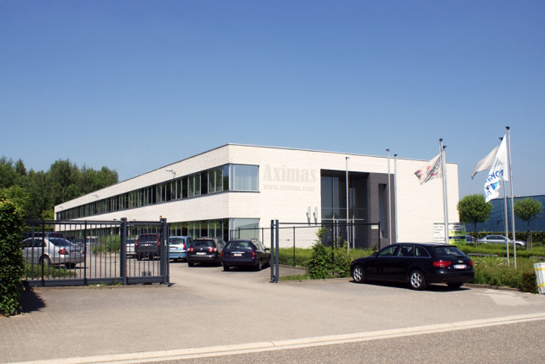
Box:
(471, 256, 539, 290)
(0, 199, 25, 317)
(521, 271, 538, 293)
(332, 246, 351, 278)
(307, 230, 331, 279)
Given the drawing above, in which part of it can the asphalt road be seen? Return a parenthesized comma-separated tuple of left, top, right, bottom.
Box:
(151, 320, 545, 364)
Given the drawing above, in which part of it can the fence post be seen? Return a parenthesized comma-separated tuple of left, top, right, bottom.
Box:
(275, 220, 279, 283)
(161, 218, 169, 285)
(120, 218, 128, 285)
(270, 220, 275, 283)
(293, 226, 295, 267)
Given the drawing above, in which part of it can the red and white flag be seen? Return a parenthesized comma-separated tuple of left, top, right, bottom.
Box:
(414, 153, 442, 184)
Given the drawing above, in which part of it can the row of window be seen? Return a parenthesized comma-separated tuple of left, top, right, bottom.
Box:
(57, 164, 259, 220)
(169, 219, 229, 242)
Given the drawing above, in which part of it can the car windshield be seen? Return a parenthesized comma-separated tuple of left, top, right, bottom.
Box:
(193, 240, 215, 248)
(226, 241, 255, 249)
(49, 238, 72, 247)
(433, 246, 466, 258)
(139, 235, 158, 242)
(169, 238, 186, 244)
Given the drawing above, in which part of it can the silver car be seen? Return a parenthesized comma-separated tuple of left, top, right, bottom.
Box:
(21, 237, 86, 268)
(476, 235, 526, 247)
(126, 238, 137, 257)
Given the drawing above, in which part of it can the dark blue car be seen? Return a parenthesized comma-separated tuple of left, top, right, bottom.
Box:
(350, 243, 474, 290)
(221, 239, 270, 271)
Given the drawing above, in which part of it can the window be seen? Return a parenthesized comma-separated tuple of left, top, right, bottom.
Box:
(433, 246, 465, 258)
(397, 245, 414, 257)
(415, 246, 431, 257)
(378, 245, 398, 257)
(229, 165, 258, 191)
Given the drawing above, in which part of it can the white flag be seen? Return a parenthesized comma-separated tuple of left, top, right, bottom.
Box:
(415, 153, 442, 184)
(484, 136, 509, 202)
(471, 145, 499, 179)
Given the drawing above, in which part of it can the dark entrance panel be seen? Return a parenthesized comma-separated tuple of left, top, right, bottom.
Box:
(321, 170, 394, 249)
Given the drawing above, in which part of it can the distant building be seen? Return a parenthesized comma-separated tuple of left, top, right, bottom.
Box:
(55, 144, 460, 248)
(466, 195, 545, 233)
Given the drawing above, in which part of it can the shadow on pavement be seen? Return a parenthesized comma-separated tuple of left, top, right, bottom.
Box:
(19, 286, 46, 314)
(349, 279, 471, 292)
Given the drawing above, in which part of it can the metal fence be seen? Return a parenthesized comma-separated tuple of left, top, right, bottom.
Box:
(22, 218, 169, 287)
(234, 220, 381, 283)
(230, 220, 382, 251)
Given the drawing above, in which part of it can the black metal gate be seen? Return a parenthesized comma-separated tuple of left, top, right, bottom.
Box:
(22, 218, 169, 287)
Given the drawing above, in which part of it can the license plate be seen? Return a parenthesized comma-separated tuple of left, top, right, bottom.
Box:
(233, 253, 242, 257)
(454, 264, 466, 269)
(196, 252, 206, 255)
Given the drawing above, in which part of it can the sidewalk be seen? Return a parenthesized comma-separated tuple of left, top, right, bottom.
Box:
(2, 264, 545, 364)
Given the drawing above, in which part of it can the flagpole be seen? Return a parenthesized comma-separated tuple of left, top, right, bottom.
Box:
(500, 137, 510, 266)
(506, 127, 517, 269)
(440, 139, 449, 245)
(394, 154, 399, 244)
(386, 149, 392, 244)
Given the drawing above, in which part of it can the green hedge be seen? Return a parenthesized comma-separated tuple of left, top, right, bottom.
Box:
(456, 243, 545, 259)
(0, 199, 25, 317)
(471, 256, 541, 290)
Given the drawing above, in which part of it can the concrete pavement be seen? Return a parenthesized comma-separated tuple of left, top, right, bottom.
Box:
(2, 263, 545, 364)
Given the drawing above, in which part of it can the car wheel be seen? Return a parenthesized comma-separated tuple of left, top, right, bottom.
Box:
(188, 261, 194, 267)
(409, 270, 427, 290)
(136, 254, 142, 261)
(39, 256, 51, 266)
(351, 265, 366, 283)
(447, 282, 463, 290)
(223, 265, 229, 271)
(65, 263, 76, 269)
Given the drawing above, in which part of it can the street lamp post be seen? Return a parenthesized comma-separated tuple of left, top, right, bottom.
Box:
(346, 156, 350, 252)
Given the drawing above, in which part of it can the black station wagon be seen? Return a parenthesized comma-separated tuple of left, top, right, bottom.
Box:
(350, 243, 474, 290)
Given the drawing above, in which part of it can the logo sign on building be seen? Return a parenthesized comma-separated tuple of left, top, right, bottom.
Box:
(433, 223, 466, 244)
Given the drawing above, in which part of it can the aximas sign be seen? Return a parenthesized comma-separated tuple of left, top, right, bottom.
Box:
(263, 165, 317, 183)
(262, 164, 318, 193)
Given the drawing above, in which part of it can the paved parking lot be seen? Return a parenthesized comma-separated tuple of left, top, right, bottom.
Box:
(2, 262, 545, 363)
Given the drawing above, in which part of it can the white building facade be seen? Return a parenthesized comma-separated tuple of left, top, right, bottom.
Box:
(55, 144, 459, 248)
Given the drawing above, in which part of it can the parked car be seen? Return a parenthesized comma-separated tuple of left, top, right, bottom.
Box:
(476, 235, 526, 247)
(350, 243, 474, 290)
(126, 238, 137, 257)
(465, 235, 476, 243)
(169, 236, 192, 262)
(135, 233, 161, 260)
(187, 237, 225, 266)
(21, 237, 85, 269)
(221, 239, 270, 271)
(68, 236, 100, 254)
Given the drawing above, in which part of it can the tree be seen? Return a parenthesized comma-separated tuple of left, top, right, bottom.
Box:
(457, 194, 493, 244)
(46, 159, 82, 206)
(0, 156, 17, 189)
(514, 198, 543, 249)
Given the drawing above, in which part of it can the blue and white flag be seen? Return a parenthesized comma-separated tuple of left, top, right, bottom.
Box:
(484, 136, 509, 202)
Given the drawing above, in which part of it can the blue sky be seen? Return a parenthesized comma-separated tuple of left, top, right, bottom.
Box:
(1, 1, 544, 198)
